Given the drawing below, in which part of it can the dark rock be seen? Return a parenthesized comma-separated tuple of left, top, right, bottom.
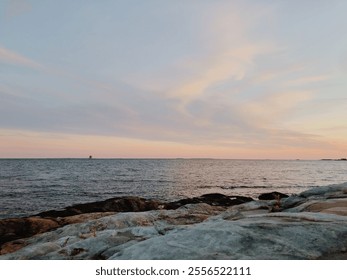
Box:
(38, 196, 161, 218)
(258, 191, 289, 200)
(70, 247, 86, 256)
(0, 217, 60, 247)
(165, 193, 253, 209)
(31, 194, 255, 218)
(37, 193, 253, 216)
(0, 239, 28, 255)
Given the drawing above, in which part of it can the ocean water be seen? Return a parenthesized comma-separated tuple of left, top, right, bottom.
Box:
(1, 159, 347, 219)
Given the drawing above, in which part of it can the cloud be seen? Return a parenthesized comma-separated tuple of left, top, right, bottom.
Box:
(0, 0, 344, 158)
(281, 97, 347, 134)
(4, 0, 32, 19)
(283, 75, 331, 87)
(240, 90, 314, 126)
(168, 43, 275, 108)
(140, 3, 279, 120)
(0, 46, 42, 69)
(252, 63, 306, 83)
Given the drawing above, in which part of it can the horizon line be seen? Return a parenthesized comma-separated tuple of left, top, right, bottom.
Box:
(0, 157, 333, 161)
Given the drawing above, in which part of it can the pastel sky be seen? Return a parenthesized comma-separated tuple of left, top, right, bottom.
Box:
(1, 0, 347, 159)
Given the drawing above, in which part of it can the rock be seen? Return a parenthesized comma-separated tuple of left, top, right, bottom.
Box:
(1, 185, 347, 260)
(59, 212, 115, 225)
(0, 213, 116, 249)
(38, 196, 162, 218)
(303, 198, 347, 216)
(299, 183, 347, 199)
(0, 203, 223, 259)
(37, 194, 254, 217)
(165, 193, 253, 209)
(0, 239, 28, 255)
(0, 194, 253, 250)
(258, 191, 289, 200)
(0, 217, 60, 246)
(110, 212, 347, 260)
(281, 195, 307, 210)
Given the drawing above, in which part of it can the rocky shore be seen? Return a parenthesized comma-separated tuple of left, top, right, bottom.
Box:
(1, 183, 347, 259)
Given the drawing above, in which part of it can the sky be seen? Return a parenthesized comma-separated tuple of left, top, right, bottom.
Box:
(1, 0, 347, 159)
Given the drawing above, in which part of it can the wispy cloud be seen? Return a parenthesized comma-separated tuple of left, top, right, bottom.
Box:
(168, 43, 275, 107)
(0, 46, 42, 69)
(283, 75, 331, 87)
(1, 1, 346, 158)
(241, 90, 314, 126)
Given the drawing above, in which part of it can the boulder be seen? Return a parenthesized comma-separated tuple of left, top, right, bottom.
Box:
(165, 193, 253, 209)
(258, 191, 289, 200)
(0, 217, 60, 246)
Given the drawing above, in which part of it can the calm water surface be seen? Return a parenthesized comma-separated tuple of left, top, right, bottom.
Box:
(1, 159, 347, 218)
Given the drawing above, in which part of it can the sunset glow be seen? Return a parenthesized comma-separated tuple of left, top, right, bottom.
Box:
(1, 1, 347, 159)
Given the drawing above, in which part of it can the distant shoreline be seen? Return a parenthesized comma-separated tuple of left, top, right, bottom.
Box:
(0, 157, 338, 160)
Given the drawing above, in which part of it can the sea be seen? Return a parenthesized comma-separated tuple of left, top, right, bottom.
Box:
(1, 158, 347, 219)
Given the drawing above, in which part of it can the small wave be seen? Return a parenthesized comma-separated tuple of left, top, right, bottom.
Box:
(198, 185, 269, 189)
(139, 179, 173, 183)
(25, 178, 47, 182)
(23, 184, 67, 189)
(220, 185, 269, 189)
(198, 185, 232, 189)
(1, 192, 20, 198)
(114, 179, 135, 183)
(158, 180, 173, 183)
(126, 168, 140, 172)
(203, 185, 318, 190)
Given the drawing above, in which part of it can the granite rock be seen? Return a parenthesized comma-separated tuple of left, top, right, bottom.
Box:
(1, 183, 347, 259)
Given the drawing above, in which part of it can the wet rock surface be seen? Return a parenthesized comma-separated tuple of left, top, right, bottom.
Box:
(1, 184, 347, 259)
